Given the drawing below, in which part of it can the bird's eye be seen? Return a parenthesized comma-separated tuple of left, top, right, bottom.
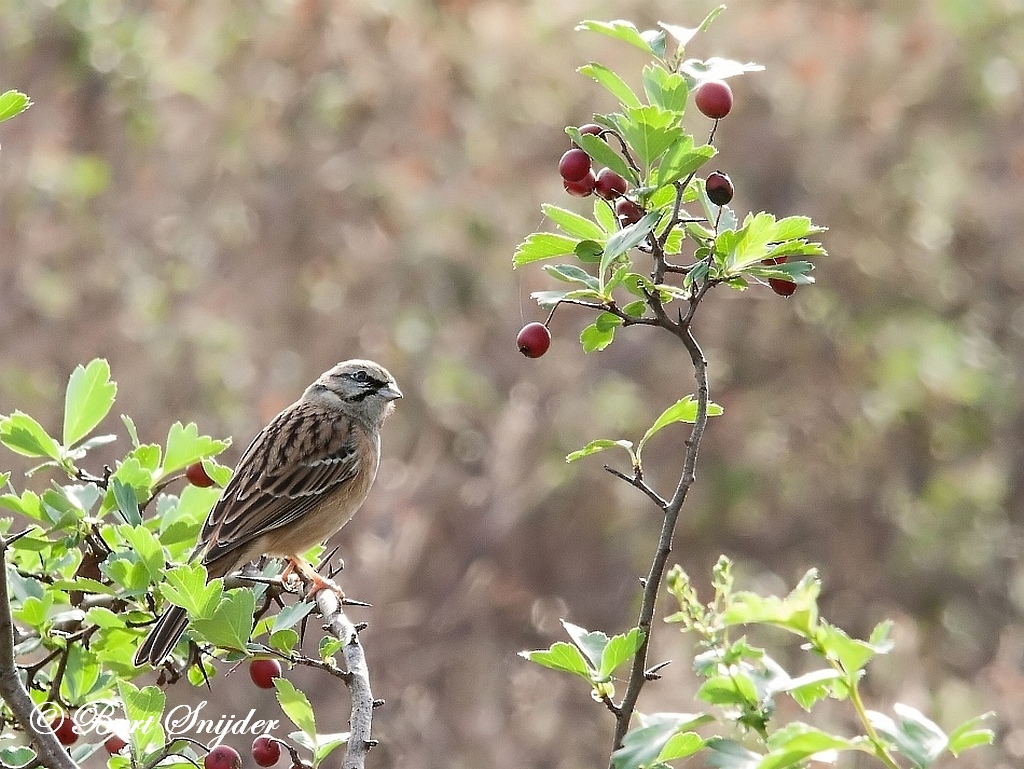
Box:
(351, 370, 369, 383)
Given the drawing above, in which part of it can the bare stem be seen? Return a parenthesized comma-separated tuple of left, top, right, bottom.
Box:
(607, 309, 710, 762)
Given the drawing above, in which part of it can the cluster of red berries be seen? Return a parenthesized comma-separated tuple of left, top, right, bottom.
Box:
(49, 714, 126, 754)
(517, 77, 793, 357)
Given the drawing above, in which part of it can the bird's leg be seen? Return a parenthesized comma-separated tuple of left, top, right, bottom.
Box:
(282, 556, 346, 600)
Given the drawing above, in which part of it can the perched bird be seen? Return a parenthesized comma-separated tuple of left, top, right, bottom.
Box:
(134, 359, 402, 666)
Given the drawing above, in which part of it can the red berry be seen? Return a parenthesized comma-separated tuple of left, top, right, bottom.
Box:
(614, 198, 644, 226)
(252, 736, 282, 767)
(705, 172, 734, 206)
(558, 148, 591, 183)
(695, 80, 733, 119)
(249, 658, 282, 689)
(52, 715, 78, 746)
(105, 735, 128, 754)
(516, 322, 551, 359)
(768, 278, 797, 296)
(185, 461, 215, 488)
(563, 169, 596, 197)
(578, 123, 603, 138)
(595, 168, 628, 200)
(205, 745, 242, 769)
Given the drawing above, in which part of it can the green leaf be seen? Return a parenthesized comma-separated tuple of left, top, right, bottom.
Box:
(0, 90, 31, 122)
(161, 422, 229, 476)
(63, 359, 117, 447)
(580, 316, 620, 352)
(637, 395, 723, 457)
(577, 62, 642, 108)
(118, 681, 166, 756)
(576, 19, 657, 56)
(657, 732, 704, 763)
(272, 600, 315, 633)
(561, 621, 610, 670)
(760, 723, 858, 769)
(544, 264, 600, 290)
(0, 412, 62, 461)
(600, 211, 661, 282)
(868, 704, 948, 768)
(947, 713, 994, 756)
(594, 197, 617, 233)
(519, 642, 592, 679)
(613, 713, 714, 769)
(696, 673, 759, 707)
(610, 105, 683, 168)
(722, 571, 820, 637)
(599, 627, 645, 679)
(813, 622, 888, 676)
(542, 203, 607, 241)
(116, 524, 165, 581)
(160, 563, 223, 618)
(642, 65, 689, 112)
(776, 669, 843, 710)
(568, 128, 637, 185)
(110, 478, 142, 526)
(658, 8, 724, 51)
(679, 56, 765, 84)
(512, 233, 580, 267)
(566, 438, 635, 465)
(190, 589, 255, 652)
(313, 733, 350, 765)
(705, 737, 761, 769)
(773, 215, 826, 241)
(275, 677, 318, 737)
(723, 212, 778, 272)
(0, 744, 34, 768)
(655, 138, 716, 187)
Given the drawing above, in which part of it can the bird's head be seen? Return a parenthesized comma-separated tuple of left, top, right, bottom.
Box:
(306, 359, 402, 427)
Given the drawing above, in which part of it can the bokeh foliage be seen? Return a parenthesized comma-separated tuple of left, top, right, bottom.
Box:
(2, 0, 1023, 767)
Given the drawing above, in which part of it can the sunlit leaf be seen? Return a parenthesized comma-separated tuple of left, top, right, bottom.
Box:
(63, 359, 117, 448)
(578, 62, 642, 108)
(512, 233, 580, 267)
(0, 90, 31, 122)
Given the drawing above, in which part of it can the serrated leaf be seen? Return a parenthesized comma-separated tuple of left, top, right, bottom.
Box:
(191, 589, 255, 652)
(275, 677, 318, 737)
(160, 564, 223, 617)
(576, 19, 656, 55)
(561, 620, 609, 670)
(578, 62, 642, 109)
(162, 422, 229, 476)
(0, 90, 31, 122)
(611, 105, 683, 168)
(512, 232, 580, 267)
(637, 395, 723, 458)
(63, 359, 117, 447)
(642, 65, 689, 112)
(519, 642, 592, 679)
(776, 669, 843, 710)
(599, 627, 645, 679)
(542, 203, 607, 241)
(656, 138, 716, 187)
(566, 439, 635, 465)
(116, 524, 165, 581)
(118, 681, 166, 756)
(0, 412, 62, 461)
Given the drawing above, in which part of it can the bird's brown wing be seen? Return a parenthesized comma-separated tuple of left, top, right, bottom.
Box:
(198, 401, 363, 570)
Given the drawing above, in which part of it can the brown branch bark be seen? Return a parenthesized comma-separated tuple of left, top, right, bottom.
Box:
(313, 590, 375, 769)
(0, 535, 80, 769)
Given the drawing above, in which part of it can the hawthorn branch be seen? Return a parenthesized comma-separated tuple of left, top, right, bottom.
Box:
(314, 589, 375, 769)
(0, 536, 80, 769)
(607, 305, 711, 762)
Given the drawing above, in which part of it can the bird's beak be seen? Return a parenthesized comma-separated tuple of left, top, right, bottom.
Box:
(379, 384, 403, 401)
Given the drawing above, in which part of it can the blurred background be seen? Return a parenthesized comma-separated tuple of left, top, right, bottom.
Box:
(2, 0, 1023, 766)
